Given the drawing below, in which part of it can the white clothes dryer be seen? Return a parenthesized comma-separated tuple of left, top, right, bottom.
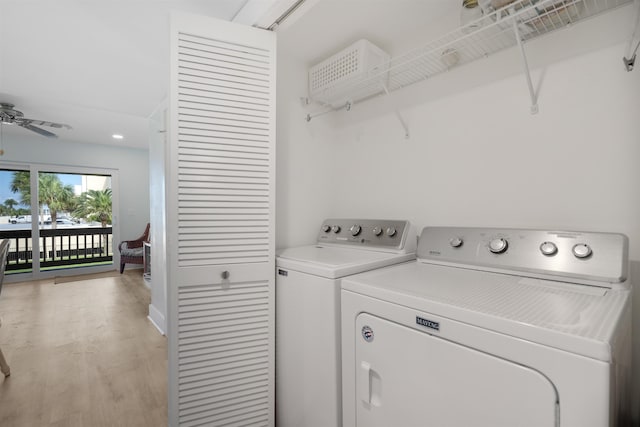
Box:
(276, 219, 416, 427)
(341, 227, 631, 427)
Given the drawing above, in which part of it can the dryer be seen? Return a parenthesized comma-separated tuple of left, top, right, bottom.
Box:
(276, 219, 416, 427)
(341, 227, 631, 427)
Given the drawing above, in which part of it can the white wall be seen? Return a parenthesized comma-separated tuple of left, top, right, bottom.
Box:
(148, 102, 167, 334)
(324, 42, 639, 252)
(277, 6, 639, 248)
(276, 53, 335, 248)
(276, 16, 640, 424)
(277, 8, 640, 249)
(0, 136, 150, 253)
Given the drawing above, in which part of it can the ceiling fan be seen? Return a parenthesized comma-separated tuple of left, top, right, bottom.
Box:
(0, 102, 72, 138)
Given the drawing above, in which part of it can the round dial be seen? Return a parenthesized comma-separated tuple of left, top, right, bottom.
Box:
(331, 225, 341, 233)
(539, 241, 557, 256)
(572, 243, 592, 259)
(386, 227, 397, 237)
(321, 225, 331, 233)
(373, 226, 383, 236)
(488, 238, 508, 254)
(350, 224, 362, 236)
(449, 237, 463, 248)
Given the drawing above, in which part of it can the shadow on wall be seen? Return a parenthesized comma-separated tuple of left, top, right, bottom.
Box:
(630, 260, 639, 424)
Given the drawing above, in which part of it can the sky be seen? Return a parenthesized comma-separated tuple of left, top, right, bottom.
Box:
(0, 170, 82, 208)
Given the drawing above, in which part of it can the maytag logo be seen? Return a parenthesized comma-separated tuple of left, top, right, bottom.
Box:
(416, 316, 440, 331)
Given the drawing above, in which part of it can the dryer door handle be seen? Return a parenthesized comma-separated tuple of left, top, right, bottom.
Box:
(359, 361, 372, 404)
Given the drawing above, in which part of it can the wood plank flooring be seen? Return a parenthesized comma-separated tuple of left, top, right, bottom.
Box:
(0, 271, 167, 427)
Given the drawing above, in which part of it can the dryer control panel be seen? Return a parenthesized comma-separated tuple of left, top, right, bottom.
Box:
(417, 227, 628, 286)
(318, 219, 415, 252)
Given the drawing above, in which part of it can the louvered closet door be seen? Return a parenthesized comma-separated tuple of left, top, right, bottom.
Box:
(168, 13, 276, 427)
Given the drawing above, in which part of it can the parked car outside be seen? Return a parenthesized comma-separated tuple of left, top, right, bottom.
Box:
(10, 215, 31, 224)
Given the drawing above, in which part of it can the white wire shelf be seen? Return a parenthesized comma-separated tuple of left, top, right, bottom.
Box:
(307, 0, 633, 119)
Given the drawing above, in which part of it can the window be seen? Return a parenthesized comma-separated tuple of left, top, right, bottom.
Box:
(0, 165, 118, 279)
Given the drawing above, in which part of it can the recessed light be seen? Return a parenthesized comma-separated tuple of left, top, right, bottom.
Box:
(112, 134, 124, 140)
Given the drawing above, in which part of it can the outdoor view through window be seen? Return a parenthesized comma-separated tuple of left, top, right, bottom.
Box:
(0, 169, 113, 275)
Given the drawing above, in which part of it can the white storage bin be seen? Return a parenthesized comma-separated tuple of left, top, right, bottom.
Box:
(308, 39, 390, 107)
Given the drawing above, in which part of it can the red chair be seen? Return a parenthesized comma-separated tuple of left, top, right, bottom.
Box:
(118, 223, 150, 274)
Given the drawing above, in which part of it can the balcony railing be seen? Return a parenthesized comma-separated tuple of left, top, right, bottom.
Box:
(0, 227, 113, 272)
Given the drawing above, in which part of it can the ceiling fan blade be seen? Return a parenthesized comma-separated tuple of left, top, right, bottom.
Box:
(19, 123, 58, 138)
(16, 118, 72, 130)
(0, 111, 14, 123)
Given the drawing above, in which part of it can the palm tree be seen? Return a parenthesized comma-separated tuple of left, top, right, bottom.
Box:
(74, 189, 112, 227)
(38, 174, 75, 229)
(11, 172, 76, 229)
(3, 198, 18, 216)
(74, 189, 112, 255)
(10, 171, 30, 206)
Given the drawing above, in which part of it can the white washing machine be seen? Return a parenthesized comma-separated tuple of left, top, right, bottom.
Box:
(276, 219, 416, 427)
(341, 227, 632, 427)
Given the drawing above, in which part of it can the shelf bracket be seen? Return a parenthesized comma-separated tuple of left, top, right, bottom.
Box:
(513, 19, 539, 115)
(305, 101, 352, 122)
(381, 84, 410, 139)
(623, 0, 640, 71)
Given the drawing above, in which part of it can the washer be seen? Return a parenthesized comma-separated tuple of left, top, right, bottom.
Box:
(341, 227, 631, 427)
(276, 219, 416, 427)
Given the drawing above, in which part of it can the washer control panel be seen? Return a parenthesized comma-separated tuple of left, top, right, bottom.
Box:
(318, 219, 413, 250)
(417, 227, 628, 285)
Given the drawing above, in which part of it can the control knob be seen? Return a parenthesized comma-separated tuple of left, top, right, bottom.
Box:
(449, 237, 463, 248)
(321, 225, 331, 233)
(539, 241, 557, 256)
(386, 227, 397, 237)
(331, 225, 341, 233)
(488, 238, 508, 254)
(373, 226, 383, 236)
(350, 225, 362, 236)
(572, 243, 592, 259)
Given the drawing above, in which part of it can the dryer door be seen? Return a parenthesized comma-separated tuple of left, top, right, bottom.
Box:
(355, 313, 558, 427)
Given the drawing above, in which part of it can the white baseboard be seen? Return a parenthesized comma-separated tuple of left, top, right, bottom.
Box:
(148, 303, 166, 335)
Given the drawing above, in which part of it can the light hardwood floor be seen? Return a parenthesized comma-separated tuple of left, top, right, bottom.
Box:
(0, 270, 167, 427)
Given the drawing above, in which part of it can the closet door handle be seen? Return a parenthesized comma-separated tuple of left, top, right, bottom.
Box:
(221, 271, 230, 280)
(358, 361, 371, 404)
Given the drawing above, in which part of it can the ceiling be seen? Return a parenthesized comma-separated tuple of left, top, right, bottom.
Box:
(0, 0, 278, 149)
(0, 0, 459, 150)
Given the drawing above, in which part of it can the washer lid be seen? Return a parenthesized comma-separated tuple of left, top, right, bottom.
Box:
(341, 262, 630, 362)
(277, 245, 415, 279)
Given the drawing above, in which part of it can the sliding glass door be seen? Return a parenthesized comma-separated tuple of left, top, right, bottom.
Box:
(38, 171, 113, 272)
(0, 167, 33, 274)
(0, 163, 118, 280)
